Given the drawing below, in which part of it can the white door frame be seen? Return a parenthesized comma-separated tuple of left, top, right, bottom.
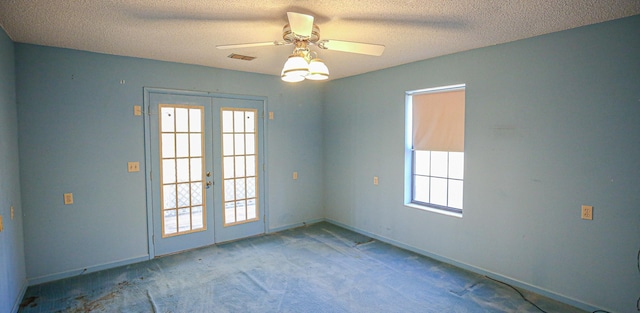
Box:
(143, 87, 269, 259)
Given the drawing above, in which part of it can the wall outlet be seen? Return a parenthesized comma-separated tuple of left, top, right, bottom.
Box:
(0, 215, 3, 232)
(373, 176, 379, 185)
(64, 193, 74, 205)
(293, 171, 298, 180)
(10, 206, 14, 220)
(581, 205, 593, 220)
(128, 162, 140, 172)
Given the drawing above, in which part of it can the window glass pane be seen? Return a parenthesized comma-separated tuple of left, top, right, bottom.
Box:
(245, 134, 255, 155)
(413, 175, 429, 203)
(178, 208, 190, 231)
(414, 150, 430, 176)
(225, 202, 235, 224)
(164, 210, 177, 234)
(176, 158, 189, 183)
(235, 178, 246, 199)
(223, 156, 234, 179)
(175, 108, 189, 132)
(246, 156, 256, 176)
(161, 134, 175, 158)
(190, 134, 202, 157)
(235, 156, 245, 177)
(245, 111, 255, 133)
(224, 179, 235, 201)
(177, 183, 190, 207)
(223, 134, 234, 156)
(430, 177, 447, 206)
(190, 158, 202, 181)
(189, 108, 201, 132)
(163, 184, 176, 209)
(236, 200, 246, 221)
(247, 199, 257, 219)
(176, 134, 189, 158)
(161, 107, 174, 132)
(222, 110, 233, 133)
(191, 182, 202, 206)
(449, 152, 464, 180)
(234, 111, 245, 132)
(430, 151, 448, 177)
(234, 134, 245, 155)
(162, 159, 176, 184)
(448, 180, 464, 209)
(246, 177, 256, 198)
(192, 206, 204, 229)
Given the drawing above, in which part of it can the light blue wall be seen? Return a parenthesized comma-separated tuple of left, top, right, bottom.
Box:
(15, 44, 324, 283)
(323, 15, 640, 313)
(0, 27, 27, 312)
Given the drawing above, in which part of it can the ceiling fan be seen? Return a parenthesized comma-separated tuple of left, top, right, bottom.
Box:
(216, 12, 385, 82)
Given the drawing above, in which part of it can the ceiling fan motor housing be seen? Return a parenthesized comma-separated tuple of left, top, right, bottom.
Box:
(282, 24, 320, 44)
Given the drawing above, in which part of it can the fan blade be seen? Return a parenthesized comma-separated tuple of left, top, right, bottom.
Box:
(287, 12, 314, 37)
(317, 40, 385, 56)
(216, 41, 284, 50)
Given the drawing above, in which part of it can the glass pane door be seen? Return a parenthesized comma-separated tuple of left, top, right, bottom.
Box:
(221, 108, 259, 226)
(159, 105, 206, 236)
(148, 92, 214, 257)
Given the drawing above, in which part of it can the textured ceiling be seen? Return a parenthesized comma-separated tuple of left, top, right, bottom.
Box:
(1, 1, 639, 81)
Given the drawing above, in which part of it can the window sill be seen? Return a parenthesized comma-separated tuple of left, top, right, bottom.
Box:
(404, 203, 463, 218)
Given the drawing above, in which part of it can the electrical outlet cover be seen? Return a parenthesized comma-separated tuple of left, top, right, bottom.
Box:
(581, 205, 593, 220)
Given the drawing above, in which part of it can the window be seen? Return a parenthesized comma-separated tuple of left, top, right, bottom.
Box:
(405, 85, 465, 216)
(221, 108, 259, 226)
(159, 105, 206, 237)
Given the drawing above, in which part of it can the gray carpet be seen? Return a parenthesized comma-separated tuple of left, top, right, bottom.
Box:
(19, 222, 585, 312)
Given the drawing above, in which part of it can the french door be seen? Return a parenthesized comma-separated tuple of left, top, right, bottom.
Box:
(146, 90, 265, 257)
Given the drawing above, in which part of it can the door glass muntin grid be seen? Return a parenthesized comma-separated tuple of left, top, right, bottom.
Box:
(221, 108, 259, 226)
(159, 105, 206, 237)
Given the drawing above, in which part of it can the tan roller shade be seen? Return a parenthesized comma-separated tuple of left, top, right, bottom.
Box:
(412, 89, 465, 152)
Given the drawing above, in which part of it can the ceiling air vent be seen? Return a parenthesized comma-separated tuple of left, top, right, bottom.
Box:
(228, 53, 256, 61)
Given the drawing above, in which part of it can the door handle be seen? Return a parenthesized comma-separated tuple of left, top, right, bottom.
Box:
(206, 181, 212, 189)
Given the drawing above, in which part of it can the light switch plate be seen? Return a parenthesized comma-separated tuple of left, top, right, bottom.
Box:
(134, 105, 142, 116)
(293, 171, 298, 180)
(373, 176, 379, 185)
(269, 112, 274, 120)
(10, 206, 14, 220)
(64, 193, 74, 205)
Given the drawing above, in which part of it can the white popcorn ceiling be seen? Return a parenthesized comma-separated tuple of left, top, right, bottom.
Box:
(0, 1, 638, 80)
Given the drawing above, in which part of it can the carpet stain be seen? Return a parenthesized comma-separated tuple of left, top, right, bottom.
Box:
(19, 296, 38, 308)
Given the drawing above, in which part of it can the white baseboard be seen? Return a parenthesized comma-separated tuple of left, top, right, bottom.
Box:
(267, 218, 326, 234)
(27, 255, 149, 286)
(11, 279, 28, 313)
(324, 218, 598, 313)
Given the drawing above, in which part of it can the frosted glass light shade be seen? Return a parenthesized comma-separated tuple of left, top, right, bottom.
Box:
(281, 55, 309, 82)
(281, 73, 305, 83)
(306, 59, 329, 80)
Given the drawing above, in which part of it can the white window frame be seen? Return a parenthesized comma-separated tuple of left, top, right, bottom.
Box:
(404, 84, 466, 218)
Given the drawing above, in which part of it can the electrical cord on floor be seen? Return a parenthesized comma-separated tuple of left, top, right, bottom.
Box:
(484, 276, 547, 313)
(486, 250, 640, 313)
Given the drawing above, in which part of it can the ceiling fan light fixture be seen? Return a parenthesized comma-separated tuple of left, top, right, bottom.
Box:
(281, 72, 306, 83)
(306, 58, 329, 80)
(281, 53, 309, 82)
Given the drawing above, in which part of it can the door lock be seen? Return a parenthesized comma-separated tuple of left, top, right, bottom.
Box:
(206, 181, 212, 189)
(206, 171, 211, 177)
